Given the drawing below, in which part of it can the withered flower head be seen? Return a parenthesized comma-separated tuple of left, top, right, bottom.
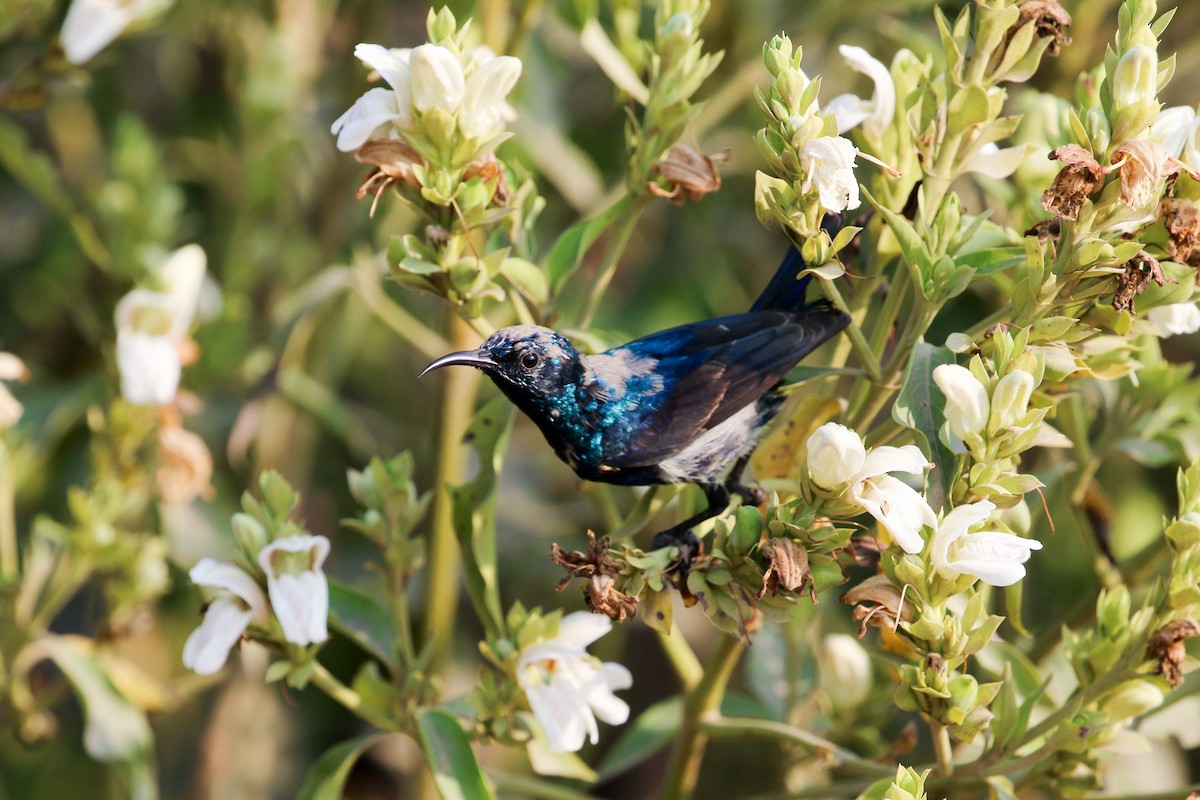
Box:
(1111, 250, 1176, 315)
(157, 425, 215, 505)
(1160, 198, 1200, 267)
(1016, 0, 1072, 56)
(647, 145, 729, 204)
(1147, 618, 1200, 688)
(1109, 139, 1200, 210)
(462, 152, 512, 208)
(354, 139, 426, 217)
(756, 538, 817, 602)
(1041, 145, 1102, 221)
(840, 574, 915, 637)
(550, 531, 638, 621)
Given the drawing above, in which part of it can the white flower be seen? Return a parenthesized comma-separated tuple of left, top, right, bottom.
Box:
(155, 244, 207, 333)
(933, 364, 989, 441)
(459, 50, 522, 140)
(806, 422, 936, 553)
(182, 559, 267, 675)
(817, 633, 872, 710)
(410, 44, 466, 113)
(987, 370, 1035, 434)
(1147, 303, 1200, 337)
(331, 45, 414, 152)
(963, 141, 1040, 180)
(826, 45, 895, 140)
(0, 353, 28, 430)
(257, 534, 331, 646)
(1111, 45, 1158, 110)
(1150, 106, 1199, 161)
(59, 0, 163, 65)
(517, 611, 632, 753)
(928, 500, 1042, 587)
(799, 136, 861, 212)
(116, 328, 181, 405)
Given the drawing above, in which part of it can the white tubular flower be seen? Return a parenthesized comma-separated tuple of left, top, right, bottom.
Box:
(987, 370, 1035, 434)
(59, 0, 162, 65)
(258, 534, 331, 646)
(817, 633, 872, 710)
(182, 559, 268, 675)
(155, 244, 207, 333)
(410, 43, 465, 113)
(517, 612, 632, 753)
(114, 289, 184, 405)
(807, 422, 936, 553)
(826, 45, 895, 139)
(806, 422, 866, 489)
(928, 500, 1042, 586)
(1147, 303, 1200, 337)
(933, 364, 989, 441)
(0, 353, 28, 430)
(1150, 106, 1199, 160)
(331, 44, 413, 152)
(799, 136, 861, 212)
(459, 52, 522, 140)
(1111, 45, 1158, 110)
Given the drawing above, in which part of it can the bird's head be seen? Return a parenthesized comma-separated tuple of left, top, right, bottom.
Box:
(420, 325, 583, 398)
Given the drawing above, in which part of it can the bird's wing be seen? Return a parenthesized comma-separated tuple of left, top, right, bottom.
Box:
(593, 308, 848, 469)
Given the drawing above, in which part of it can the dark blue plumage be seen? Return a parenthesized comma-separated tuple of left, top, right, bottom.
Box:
(422, 245, 850, 557)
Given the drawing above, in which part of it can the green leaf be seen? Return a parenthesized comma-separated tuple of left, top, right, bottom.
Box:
(547, 195, 633, 293)
(499, 257, 549, 304)
(863, 188, 934, 296)
(416, 709, 497, 800)
(449, 397, 516, 641)
(957, 246, 1026, 277)
(892, 341, 957, 512)
(297, 734, 385, 800)
(328, 577, 396, 664)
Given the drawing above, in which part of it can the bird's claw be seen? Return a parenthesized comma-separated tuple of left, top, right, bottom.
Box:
(651, 528, 702, 575)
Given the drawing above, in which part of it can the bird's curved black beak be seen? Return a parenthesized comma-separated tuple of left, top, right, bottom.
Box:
(419, 350, 497, 377)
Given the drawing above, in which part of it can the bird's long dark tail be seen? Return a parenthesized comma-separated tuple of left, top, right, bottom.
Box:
(750, 215, 851, 313)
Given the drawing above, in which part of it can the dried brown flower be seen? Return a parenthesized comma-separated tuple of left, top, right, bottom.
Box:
(1041, 145, 1103, 220)
(354, 139, 426, 216)
(647, 145, 729, 204)
(847, 534, 882, 569)
(841, 575, 915, 637)
(462, 152, 511, 208)
(756, 538, 816, 602)
(1148, 618, 1200, 689)
(1016, 0, 1072, 56)
(550, 531, 638, 621)
(157, 425, 214, 504)
(1111, 250, 1176, 314)
(1160, 198, 1200, 267)
(1109, 139, 1200, 211)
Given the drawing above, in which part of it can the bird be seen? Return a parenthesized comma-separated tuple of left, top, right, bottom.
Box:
(420, 243, 851, 562)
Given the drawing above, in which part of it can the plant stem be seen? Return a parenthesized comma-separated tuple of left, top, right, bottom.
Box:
(309, 661, 397, 731)
(423, 316, 482, 667)
(656, 623, 704, 690)
(352, 262, 450, 360)
(931, 720, 954, 778)
(576, 197, 649, 329)
(0, 442, 17, 584)
(816, 279, 883, 383)
(659, 634, 746, 800)
(700, 716, 893, 777)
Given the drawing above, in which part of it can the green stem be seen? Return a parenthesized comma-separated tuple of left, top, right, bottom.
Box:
(576, 197, 649, 329)
(309, 662, 397, 731)
(700, 716, 892, 777)
(490, 772, 597, 800)
(0, 442, 16, 584)
(656, 623, 704, 690)
(816, 279, 883, 383)
(931, 720, 954, 778)
(352, 263, 450, 360)
(659, 634, 746, 800)
(423, 316, 483, 666)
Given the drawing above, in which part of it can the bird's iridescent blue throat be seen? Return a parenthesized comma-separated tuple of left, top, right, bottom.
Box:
(421, 242, 852, 559)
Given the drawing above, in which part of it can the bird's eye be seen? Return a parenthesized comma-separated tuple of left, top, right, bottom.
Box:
(520, 351, 540, 370)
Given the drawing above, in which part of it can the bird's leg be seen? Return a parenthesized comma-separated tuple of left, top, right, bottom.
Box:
(651, 482, 730, 569)
(725, 454, 766, 506)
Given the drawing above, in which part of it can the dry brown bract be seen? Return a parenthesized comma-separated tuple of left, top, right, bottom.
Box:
(1109, 139, 1200, 210)
(354, 139, 426, 216)
(756, 538, 816, 602)
(648, 145, 729, 204)
(550, 531, 638, 621)
(157, 425, 215, 504)
(1015, 0, 1072, 56)
(840, 575, 915, 637)
(1147, 618, 1200, 688)
(1111, 250, 1176, 315)
(1160, 198, 1200, 267)
(462, 152, 511, 208)
(1041, 145, 1102, 220)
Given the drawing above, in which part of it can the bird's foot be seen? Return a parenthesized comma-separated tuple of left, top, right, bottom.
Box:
(651, 528, 703, 575)
(731, 482, 766, 507)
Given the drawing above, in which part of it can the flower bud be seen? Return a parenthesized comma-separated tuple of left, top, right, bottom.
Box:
(987, 370, 1035, 434)
(1111, 45, 1158, 110)
(884, 765, 929, 800)
(1101, 680, 1163, 722)
(763, 35, 794, 77)
(817, 633, 872, 710)
(932, 364, 989, 440)
(806, 422, 866, 490)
